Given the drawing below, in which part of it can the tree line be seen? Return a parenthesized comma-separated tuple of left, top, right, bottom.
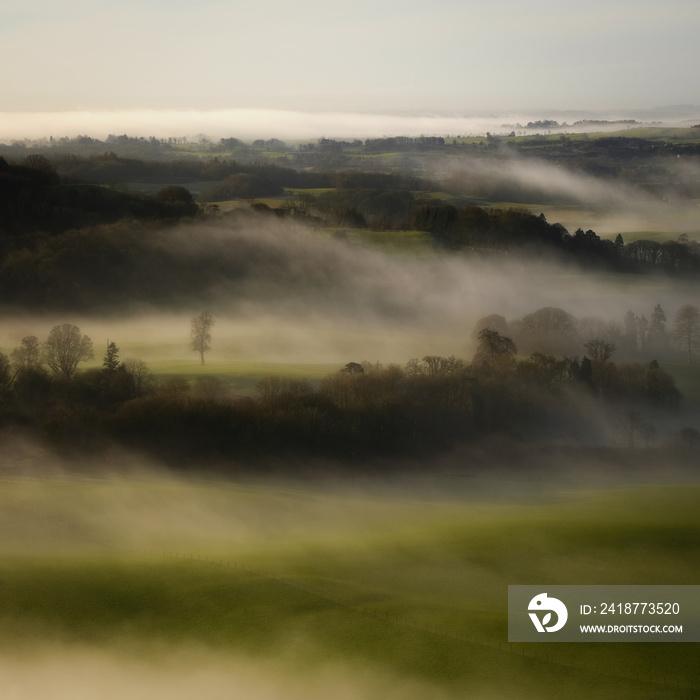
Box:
(4, 132, 700, 200)
(0, 155, 199, 241)
(474, 303, 700, 363)
(0, 315, 695, 468)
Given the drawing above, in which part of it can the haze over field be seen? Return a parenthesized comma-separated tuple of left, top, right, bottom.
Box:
(1, 107, 699, 142)
(1, 222, 699, 365)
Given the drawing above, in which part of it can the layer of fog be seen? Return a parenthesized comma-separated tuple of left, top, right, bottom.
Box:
(0, 449, 695, 700)
(0, 107, 695, 142)
(1, 467, 696, 700)
(429, 152, 700, 239)
(0, 645, 454, 700)
(2, 216, 699, 366)
(1, 433, 698, 558)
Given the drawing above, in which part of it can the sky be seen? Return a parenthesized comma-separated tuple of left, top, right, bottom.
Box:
(1, 0, 699, 139)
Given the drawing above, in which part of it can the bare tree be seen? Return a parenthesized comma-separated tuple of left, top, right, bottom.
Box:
(11, 335, 42, 371)
(672, 304, 700, 364)
(583, 339, 616, 394)
(583, 339, 616, 363)
(615, 409, 655, 449)
(122, 358, 154, 397)
(191, 311, 215, 365)
(44, 324, 94, 379)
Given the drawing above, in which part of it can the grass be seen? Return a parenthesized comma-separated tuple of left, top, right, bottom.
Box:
(600, 127, 700, 143)
(343, 229, 436, 256)
(283, 187, 335, 196)
(0, 476, 698, 698)
(494, 128, 700, 144)
(148, 360, 339, 395)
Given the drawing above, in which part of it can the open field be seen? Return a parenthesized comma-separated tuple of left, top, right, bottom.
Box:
(0, 474, 698, 699)
(342, 228, 436, 256)
(149, 360, 338, 395)
(594, 127, 700, 143)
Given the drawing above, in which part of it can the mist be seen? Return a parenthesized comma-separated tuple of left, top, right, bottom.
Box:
(0, 107, 695, 143)
(3, 214, 698, 365)
(433, 152, 700, 238)
(0, 450, 698, 699)
(0, 646, 458, 700)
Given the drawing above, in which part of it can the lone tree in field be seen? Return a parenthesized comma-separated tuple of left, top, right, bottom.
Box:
(672, 304, 700, 364)
(191, 311, 215, 365)
(44, 324, 94, 379)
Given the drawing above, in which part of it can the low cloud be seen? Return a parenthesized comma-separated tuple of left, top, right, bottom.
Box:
(0, 109, 691, 142)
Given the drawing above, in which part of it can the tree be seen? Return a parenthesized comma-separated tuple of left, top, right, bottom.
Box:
(473, 328, 517, 368)
(191, 311, 215, 365)
(154, 186, 198, 218)
(470, 314, 510, 342)
(583, 339, 616, 394)
(516, 306, 578, 355)
(672, 304, 700, 364)
(44, 324, 94, 379)
(22, 154, 57, 177)
(583, 339, 616, 363)
(650, 304, 667, 335)
(103, 341, 120, 372)
(648, 304, 668, 354)
(102, 340, 120, 396)
(11, 335, 42, 371)
(0, 352, 13, 403)
(615, 409, 654, 449)
(614, 233, 624, 256)
(122, 358, 154, 398)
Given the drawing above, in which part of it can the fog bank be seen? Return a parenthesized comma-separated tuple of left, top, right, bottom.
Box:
(0, 108, 693, 142)
(0, 645, 454, 700)
(2, 216, 698, 365)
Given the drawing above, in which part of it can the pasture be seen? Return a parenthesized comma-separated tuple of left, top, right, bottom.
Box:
(0, 474, 698, 699)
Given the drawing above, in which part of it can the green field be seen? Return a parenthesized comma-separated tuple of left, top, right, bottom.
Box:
(343, 228, 436, 256)
(1, 474, 698, 699)
(149, 360, 339, 395)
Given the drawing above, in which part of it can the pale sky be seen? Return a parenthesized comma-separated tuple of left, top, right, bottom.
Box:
(1, 0, 699, 138)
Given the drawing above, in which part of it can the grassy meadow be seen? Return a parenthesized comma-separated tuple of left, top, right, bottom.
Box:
(0, 474, 698, 699)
